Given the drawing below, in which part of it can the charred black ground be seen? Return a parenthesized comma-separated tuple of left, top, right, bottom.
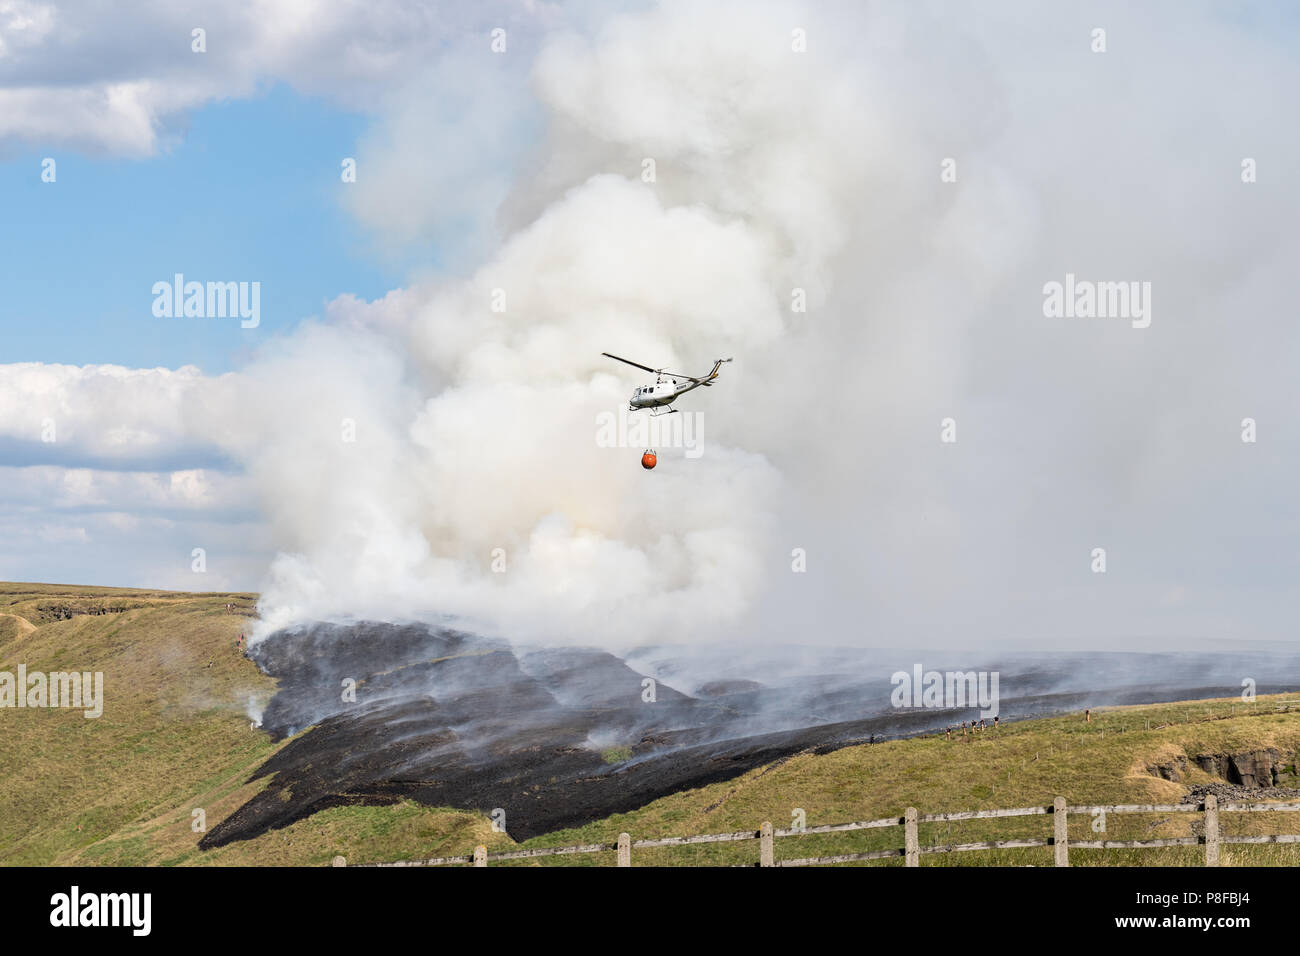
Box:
(200, 622, 1300, 848)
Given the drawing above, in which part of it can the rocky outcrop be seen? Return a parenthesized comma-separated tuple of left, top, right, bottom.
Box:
(1193, 749, 1284, 787)
(1149, 748, 1298, 788)
(1146, 755, 1189, 781)
(33, 601, 139, 622)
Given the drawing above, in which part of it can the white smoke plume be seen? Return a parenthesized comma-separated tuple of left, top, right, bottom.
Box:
(191, 0, 1300, 650)
(4, 1, 1297, 652)
(208, 1, 859, 646)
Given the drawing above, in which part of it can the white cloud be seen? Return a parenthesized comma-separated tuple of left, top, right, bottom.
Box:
(0, 362, 224, 467)
(0, 0, 576, 155)
(0, 465, 252, 513)
(0, 0, 56, 57)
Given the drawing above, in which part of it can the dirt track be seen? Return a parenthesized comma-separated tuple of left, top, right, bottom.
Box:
(0, 613, 36, 635)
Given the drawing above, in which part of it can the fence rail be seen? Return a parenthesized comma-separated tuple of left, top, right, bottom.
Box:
(333, 794, 1300, 868)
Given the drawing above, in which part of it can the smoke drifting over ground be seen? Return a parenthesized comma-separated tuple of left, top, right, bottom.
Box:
(202, 621, 1300, 846)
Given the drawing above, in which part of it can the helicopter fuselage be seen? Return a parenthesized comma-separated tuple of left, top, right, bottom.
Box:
(629, 379, 695, 409)
(606, 355, 730, 413)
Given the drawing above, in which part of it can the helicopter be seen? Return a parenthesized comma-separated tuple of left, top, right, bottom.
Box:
(601, 352, 732, 469)
(601, 352, 732, 417)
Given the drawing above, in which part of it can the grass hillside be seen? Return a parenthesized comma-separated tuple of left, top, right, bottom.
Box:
(2, 581, 1299, 867)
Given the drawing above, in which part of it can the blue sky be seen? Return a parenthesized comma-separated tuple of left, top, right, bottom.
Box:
(0, 86, 402, 374)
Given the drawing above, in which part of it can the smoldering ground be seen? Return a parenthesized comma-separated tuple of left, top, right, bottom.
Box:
(200, 622, 1300, 847)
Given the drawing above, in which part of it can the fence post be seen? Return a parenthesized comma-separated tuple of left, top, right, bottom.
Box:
(473, 845, 487, 867)
(905, 808, 918, 867)
(331, 855, 346, 867)
(760, 821, 774, 867)
(617, 832, 631, 867)
(1204, 794, 1219, 867)
(1053, 797, 1069, 867)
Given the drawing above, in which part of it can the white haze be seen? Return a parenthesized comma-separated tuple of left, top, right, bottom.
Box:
(5, 0, 1299, 652)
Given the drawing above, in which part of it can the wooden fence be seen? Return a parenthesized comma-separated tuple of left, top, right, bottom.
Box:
(332, 794, 1300, 867)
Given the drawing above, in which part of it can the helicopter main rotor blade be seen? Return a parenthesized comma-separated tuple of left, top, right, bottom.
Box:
(601, 352, 660, 375)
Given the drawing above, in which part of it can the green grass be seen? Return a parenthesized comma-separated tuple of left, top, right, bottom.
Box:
(3, 581, 1299, 866)
(493, 697, 1300, 867)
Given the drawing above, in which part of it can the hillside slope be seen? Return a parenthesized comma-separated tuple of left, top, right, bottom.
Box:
(2, 582, 1299, 866)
